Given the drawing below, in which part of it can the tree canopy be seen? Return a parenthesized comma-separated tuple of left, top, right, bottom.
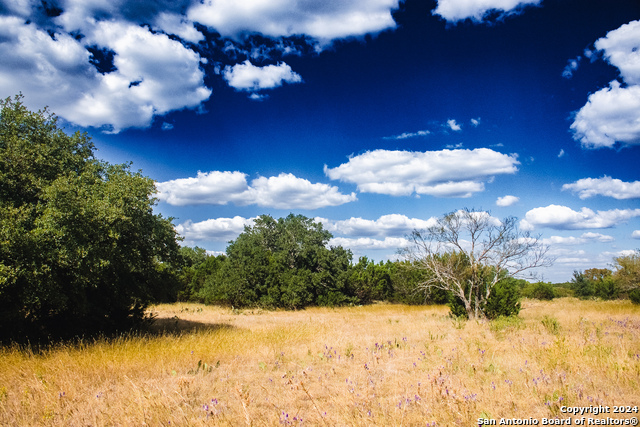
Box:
(0, 95, 181, 341)
(200, 214, 356, 308)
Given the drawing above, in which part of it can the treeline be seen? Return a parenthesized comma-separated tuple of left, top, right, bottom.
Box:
(172, 214, 449, 308)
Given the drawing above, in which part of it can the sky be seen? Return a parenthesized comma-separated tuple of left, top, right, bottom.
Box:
(1, 0, 639, 282)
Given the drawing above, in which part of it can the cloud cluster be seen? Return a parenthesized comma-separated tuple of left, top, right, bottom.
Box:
(318, 214, 437, 237)
(521, 205, 640, 230)
(324, 148, 519, 197)
(562, 176, 640, 200)
(432, 0, 541, 23)
(0, 14, 211, 132)
(156, 171, 356, 209)
(0, 0, 403, 130)
(571, 20, 640, 148)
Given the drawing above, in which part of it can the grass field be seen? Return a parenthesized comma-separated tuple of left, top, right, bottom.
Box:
(1, 298, 639, 426)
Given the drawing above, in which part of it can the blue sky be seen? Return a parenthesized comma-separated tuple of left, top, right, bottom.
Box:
(1, 0, 639, 282)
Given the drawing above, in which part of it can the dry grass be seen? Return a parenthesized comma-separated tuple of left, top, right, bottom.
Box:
(1, 298, 639, 426)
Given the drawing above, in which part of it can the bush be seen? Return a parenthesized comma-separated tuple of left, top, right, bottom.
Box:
(522, 282, 556, 300)
(629, 288, 640, 305)
(449, 277, 521, 320)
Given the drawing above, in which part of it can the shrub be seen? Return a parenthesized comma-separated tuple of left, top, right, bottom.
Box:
(522, 282, 556, 300)
(449, 277, 521, 320)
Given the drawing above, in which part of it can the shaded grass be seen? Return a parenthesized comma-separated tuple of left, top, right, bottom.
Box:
(1, 298, 639, 425)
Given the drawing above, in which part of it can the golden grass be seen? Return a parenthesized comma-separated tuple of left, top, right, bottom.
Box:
(1, 298, 639, 426)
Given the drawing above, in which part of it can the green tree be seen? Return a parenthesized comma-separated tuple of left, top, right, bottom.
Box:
(201, 214, 357, 308)
(572, 268, 618, 300)
(0, 95, 180, 340)
(348, 257, 392, 304)
(613, 250, 640, 302)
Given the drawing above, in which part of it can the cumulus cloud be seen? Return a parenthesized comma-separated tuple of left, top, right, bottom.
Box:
(156, 171, 356, 209)
(570, 81, 640, 148)
(247, 173, 357, 209)
(571, 20, 640, 148)
(470, 118, 481, 127)
(595, 20, 640, 85)
(318, 214, 438, 238)
(176, 216, 255, 244)
(521, 204, 640, 230)
(324, 148, 519, 197)
(186, 0, 400, 41)
(496, 195, 519, 207)
(557, 149, 565, 158)
(432, 0, 541, 23)
(632, 230, 640, 239)
(0, 16, 211, 132)
(222, 60, 302, 92)
(562, 176, 640, 200)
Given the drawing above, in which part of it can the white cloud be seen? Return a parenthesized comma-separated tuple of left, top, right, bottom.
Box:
(186, 0, 400, 42)
(632, 230, 640, 239)
(385, 130, 431, 140)
(496, 195, 519, 207)
(447, 119, 462, 131)
(156, 171, 356, 209)
(594, 20, 640, 85)
(542, 232, 614, 245)
(318, 214, 438, 238)
(432, 0, 541, 23)
(156, 171, 252, 206)
(557, 149, 565, 158)
(247, 173, 357, 209)
(571, 20, 640, 148)
(176, 216, 255, 243)
(153, 12, 205, 43)
(562, 176, 640, 200)
(570, 81, 640, 148)
(470, 118, 481, 127)
(324, 148, 519, 197)
(0, 17, 211, 132)
(222, 60, 302, 92)
(521, 204, 640, 230)
(329, 236, 410, 251)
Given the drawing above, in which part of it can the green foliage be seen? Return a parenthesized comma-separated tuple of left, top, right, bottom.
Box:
(0, 95, 181, 341)
(571, 268, 618, 300)
(348, 257, 392, 304)
(541, 315, 560, 335)
(449, 276, 521, 320)
(387, 261, 449, 305)
(483, 277, 522, 319)
(629, 288, 640, 305)
(613, 250, 640, 299)
(521, 281, 556, 300)
(176, 247, 226, 302)
(200, 214, 357, 309)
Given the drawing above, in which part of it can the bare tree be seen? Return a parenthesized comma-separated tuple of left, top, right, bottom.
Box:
(401, 209, 553, 320)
